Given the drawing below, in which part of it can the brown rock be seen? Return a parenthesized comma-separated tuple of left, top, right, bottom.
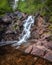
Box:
(46, 41, 52, 50)
(42, 40, 52, 50)
(31, 46, 45, 56)
(37, 16, 44, 28)
(44, 52, 52, 62)
(21, 13, 28, 20)
(36, 40, 41, 45)
(41, 33, 51, 40)
(31, 31, 40, 39)
(34, 57, 38, 62)
(25, 45, 33, 53)
(28, 39, 38, 44)
(2, 15, 12, 23)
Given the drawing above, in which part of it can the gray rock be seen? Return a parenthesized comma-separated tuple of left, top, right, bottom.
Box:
(2, 15, 12, 23)
(14, 11, 23, 19)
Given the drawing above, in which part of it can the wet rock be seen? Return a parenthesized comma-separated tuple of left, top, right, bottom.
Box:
(2, 15, 12, 24)
(41, 40, 48, 47)
(31, 46, 46, 56)
(31, 31, 40, 39)
(28, 39, 38, 44)
(5, 20, 21, 34)
(46, 41, 52, 50)
(40, 40, 52, 50)
(36, 16, 45, 28)
(14, 11, 27, 20)
(25, 45, 33, 53)
(0, 17, 3, 23)
(5, 30, 15, 34)
(46, 35, 52, 41)
(38, 28, 45, 35)
(34, 57, 38, 62)
(36, 40, 42, 45)
(0, 24, 7, 41)
(16, 20, 23, 28)
(44, 52, 52, 62)
(21, 13, 28, 20)
(41, 33, 51, 40)
(14, 11, 23, 19)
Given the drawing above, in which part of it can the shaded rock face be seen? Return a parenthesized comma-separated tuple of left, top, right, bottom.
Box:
(2, 15, 12, 23)
(0, 11, 27, 41)
(0, 18, 8, 41)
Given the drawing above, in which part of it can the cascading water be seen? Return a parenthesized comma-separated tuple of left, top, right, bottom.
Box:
(13, 0, 19, 10)
(0, 15, 34, 47)
(13, 0, 25, 10)
(12, 16, 34, 46)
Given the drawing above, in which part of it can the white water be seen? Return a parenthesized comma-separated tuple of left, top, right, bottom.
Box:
(13, 0, 24, 10)
(12, 16, 34, 46)
(13, 0, 19, 10)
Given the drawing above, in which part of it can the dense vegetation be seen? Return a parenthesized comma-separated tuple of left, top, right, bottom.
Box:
(0, 0, 12, 15)
(0, 0, 52, 22)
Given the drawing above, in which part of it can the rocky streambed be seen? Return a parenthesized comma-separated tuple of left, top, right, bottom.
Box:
(0, 11, 52, 64)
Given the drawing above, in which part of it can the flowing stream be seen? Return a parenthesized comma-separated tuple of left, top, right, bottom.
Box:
(12, 16, 34, 46)
(0, 15, 34, 47)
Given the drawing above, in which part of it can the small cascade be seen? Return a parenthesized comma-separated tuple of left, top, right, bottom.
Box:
(13, 0, 25, 10)
(12, 16, 34, 46)
(13, 0, 19, 10)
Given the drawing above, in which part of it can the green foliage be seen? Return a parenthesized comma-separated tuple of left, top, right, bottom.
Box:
(0, 0, 52, 22)
(0, 0, 12, 15)
(17, 0, 52, 18)
(17, 0, 45, 14)
(18, 0, 44, 16)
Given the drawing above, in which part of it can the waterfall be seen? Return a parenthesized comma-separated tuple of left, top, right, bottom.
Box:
(12, 16, 34, 46)
(13, 0, 25, 10)
(13, 0, 19, 10)
(0, 16, 34, 47)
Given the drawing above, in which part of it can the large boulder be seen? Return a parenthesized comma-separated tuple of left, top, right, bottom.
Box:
(31, 46, 46, 57)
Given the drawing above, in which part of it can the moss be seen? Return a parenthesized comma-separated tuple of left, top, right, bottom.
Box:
(48, 25, 52, 30)
(49, 16, 52, 23)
